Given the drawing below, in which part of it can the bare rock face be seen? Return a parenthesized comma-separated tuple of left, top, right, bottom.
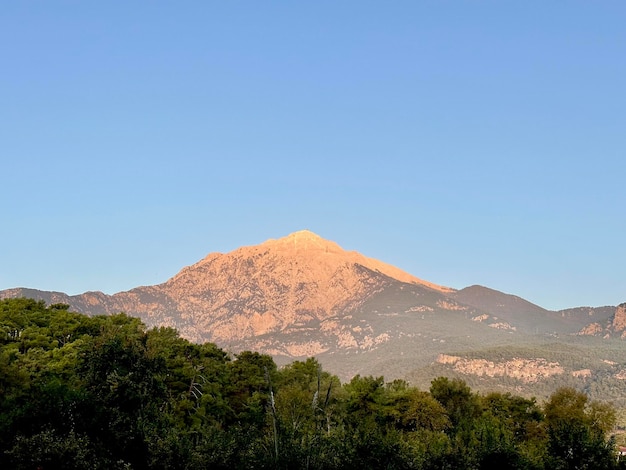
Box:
(436, 354, 564, 383)
(153, 230, 451, 343)
(578, 322, 604, 336)
(612, 303, 626, 333)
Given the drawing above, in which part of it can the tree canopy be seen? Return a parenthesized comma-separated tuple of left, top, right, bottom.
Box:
(0, 298, 624, 469)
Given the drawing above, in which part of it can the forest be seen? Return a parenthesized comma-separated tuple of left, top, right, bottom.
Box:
(0, 297, 624, 470)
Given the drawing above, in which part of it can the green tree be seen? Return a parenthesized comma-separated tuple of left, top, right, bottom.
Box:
(544, 387, 617, 470)
(77, 320, 168, 469)
(269, 358, 344, 468)
(430, 376, 481, 432)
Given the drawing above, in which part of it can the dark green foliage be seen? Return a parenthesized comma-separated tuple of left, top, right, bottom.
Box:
(0, 298, 622, 469)
(5, 428, 101, 470)
(544, 387, 617, 470)
(430, 376, 481, 431)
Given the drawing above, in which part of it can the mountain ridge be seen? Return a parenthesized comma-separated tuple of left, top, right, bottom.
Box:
(2, 230, 625, 394)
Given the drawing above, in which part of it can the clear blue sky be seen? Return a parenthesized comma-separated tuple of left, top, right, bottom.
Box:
(1, 2, 624, 310)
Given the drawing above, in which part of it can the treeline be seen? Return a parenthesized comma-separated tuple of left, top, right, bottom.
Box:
(0, 298, 623, 469)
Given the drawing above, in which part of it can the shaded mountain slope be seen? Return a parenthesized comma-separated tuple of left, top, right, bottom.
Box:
(452, 285, 565, 333)
(452, 285, 548, 319)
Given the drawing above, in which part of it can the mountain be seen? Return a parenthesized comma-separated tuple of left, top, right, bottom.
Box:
(1, 230, 459, 352)
(450, 285, 617, 335)
(2, 230, 625, 402)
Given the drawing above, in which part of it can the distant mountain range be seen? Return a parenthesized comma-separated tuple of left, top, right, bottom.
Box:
(2, 230, 625, 401)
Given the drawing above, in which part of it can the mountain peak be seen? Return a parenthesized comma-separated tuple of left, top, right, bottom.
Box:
(262, 230, 343, 254)
(280, 229, 327, 244)
(287, 229, 321, 239)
